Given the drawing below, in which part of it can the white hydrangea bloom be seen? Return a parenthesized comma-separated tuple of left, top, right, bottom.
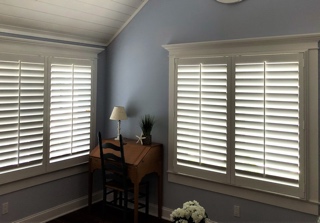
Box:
(171, 200, 209, 223)
(170, 207, 186, 220)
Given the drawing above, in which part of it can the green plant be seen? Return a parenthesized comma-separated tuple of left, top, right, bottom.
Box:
(140, 114, 155, 136)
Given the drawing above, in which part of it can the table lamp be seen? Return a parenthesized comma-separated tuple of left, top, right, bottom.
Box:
(110, 106, 127, 140)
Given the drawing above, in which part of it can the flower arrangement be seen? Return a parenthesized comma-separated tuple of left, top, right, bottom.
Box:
(170, 200, 209, 223)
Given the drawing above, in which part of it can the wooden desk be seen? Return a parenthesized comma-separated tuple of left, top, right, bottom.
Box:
(88, 138, 163, 223)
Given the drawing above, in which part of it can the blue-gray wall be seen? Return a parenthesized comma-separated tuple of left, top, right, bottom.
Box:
(98, 0, 320, 222)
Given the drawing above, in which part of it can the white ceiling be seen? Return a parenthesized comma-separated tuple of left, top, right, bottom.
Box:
(0, 0, 148, 46)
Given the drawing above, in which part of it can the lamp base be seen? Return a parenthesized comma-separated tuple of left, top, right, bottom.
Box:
(114, 120, 121, 140)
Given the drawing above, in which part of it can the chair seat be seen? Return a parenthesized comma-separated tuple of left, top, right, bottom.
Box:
(105, 179, 133, 192)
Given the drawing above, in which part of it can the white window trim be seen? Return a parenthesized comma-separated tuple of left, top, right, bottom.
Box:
(163, 33, 319, 215)
(0, 35, 103, 191)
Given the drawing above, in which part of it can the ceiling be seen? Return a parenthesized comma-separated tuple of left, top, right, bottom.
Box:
(0, 0, 148, 46)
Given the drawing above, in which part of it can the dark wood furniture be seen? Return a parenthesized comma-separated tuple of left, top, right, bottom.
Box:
(88, 138, 163, 223)
(98, 133, 149, 222)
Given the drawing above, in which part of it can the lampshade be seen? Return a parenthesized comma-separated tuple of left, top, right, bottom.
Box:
(110, 106, 127, 121)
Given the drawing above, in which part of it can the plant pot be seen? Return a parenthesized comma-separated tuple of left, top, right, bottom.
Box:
(142, 135, 152, 145)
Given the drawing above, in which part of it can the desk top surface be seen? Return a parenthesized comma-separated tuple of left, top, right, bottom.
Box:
(90, 138, 162, 166)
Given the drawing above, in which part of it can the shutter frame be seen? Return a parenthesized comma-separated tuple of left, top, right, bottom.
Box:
(0, 54, 44, 174)
(233, 53, 304, 197)
(48, 58, 92, 168)
(172, 53, 305, 198)
(174, 57, 230, 183)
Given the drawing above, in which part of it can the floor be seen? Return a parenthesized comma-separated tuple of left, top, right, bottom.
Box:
(47, 201, 170, 223)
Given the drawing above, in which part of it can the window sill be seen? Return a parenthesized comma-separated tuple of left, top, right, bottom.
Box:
(168, 171, 318, 215)
(0, 163, 89, 196)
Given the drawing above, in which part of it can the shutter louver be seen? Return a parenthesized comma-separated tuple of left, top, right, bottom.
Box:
(234, 55, 300, 187)
(50, 62, 91, 163)
(0, 57, 44, 172)
(176, 59, 228, 174)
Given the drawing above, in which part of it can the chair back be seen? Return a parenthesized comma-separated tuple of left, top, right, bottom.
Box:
(98, 132, 127, 187)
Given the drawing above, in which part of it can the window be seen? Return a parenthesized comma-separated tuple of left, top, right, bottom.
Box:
(174, 53, 304, 197)
(0, 54, 45, 176)
(164, 35, 319, 214)
(233, 54, 304, 197)
(48, 58, 93, 171)
(175, 57, 229, 183)
(50, 61, 91, 163)
(0, 39, 100, 186)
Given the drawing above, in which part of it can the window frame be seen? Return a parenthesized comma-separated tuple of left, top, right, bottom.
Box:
(232, 53, 305, 198)
(163, 34, 319, 215)
(47, 57, 95, 172)
(0, 36, 102, 191)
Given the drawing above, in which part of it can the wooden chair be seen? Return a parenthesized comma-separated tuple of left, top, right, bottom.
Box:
(98, 132, 149, 222)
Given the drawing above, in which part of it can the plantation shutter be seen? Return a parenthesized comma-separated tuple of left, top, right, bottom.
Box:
(49, 59, 92, 163)
(175, 58, 229, 178)
(0, 54, 44, 172)
(234, 54, 303, 195)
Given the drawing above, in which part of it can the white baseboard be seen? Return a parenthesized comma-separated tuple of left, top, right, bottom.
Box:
(12, 191, 103, 223)
(13, 190, 172, 223)
(140, 201, 172, 221)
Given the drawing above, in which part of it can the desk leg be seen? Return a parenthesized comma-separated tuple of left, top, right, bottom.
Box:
(157, 173, 163, 219)
(88, 172, 93, 211)
(88, 160, 93, 211)
(133, 182, 139, 223)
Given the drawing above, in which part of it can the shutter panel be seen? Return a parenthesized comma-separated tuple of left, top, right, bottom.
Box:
(176, 58, 228, 174)
(0, 55, 44, 172)
(19, 61, 44, 166)
(234, 54, 301, 188)
(50, 61, 91, 163)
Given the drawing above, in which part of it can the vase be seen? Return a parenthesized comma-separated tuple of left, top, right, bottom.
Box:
(142, 135, 152, 145)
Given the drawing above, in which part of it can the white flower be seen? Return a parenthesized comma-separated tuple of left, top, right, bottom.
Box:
(170, 207, 186, 220)
(171, 200, 208, 223)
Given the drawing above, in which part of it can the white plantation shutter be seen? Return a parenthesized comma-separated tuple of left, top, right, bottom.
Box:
(0, 40, 99, 185)
(175, 58, 229, 179)
(172, 53, 304, 197)
(49, 59, 92, 164)
(234, 54, 304, 196)
(166, 37, 318, 209)
(0, 54, 44, 173)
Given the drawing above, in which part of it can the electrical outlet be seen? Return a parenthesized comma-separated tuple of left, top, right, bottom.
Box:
(234, 205, 240, 217)
(2, 202, 8, 215)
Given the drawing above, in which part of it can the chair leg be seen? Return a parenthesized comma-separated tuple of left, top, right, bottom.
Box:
(102, 188, 107, 218)
(113, 191, 118, 204)
(119, 192, 123, 207)
(123, 191, 128, 223)
(146, 182, 149, 215)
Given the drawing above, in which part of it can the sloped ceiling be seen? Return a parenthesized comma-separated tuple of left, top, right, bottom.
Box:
(0, 0, 148, 46)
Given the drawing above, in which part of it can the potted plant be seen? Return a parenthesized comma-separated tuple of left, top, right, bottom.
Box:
(140, 114, 155, 145)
